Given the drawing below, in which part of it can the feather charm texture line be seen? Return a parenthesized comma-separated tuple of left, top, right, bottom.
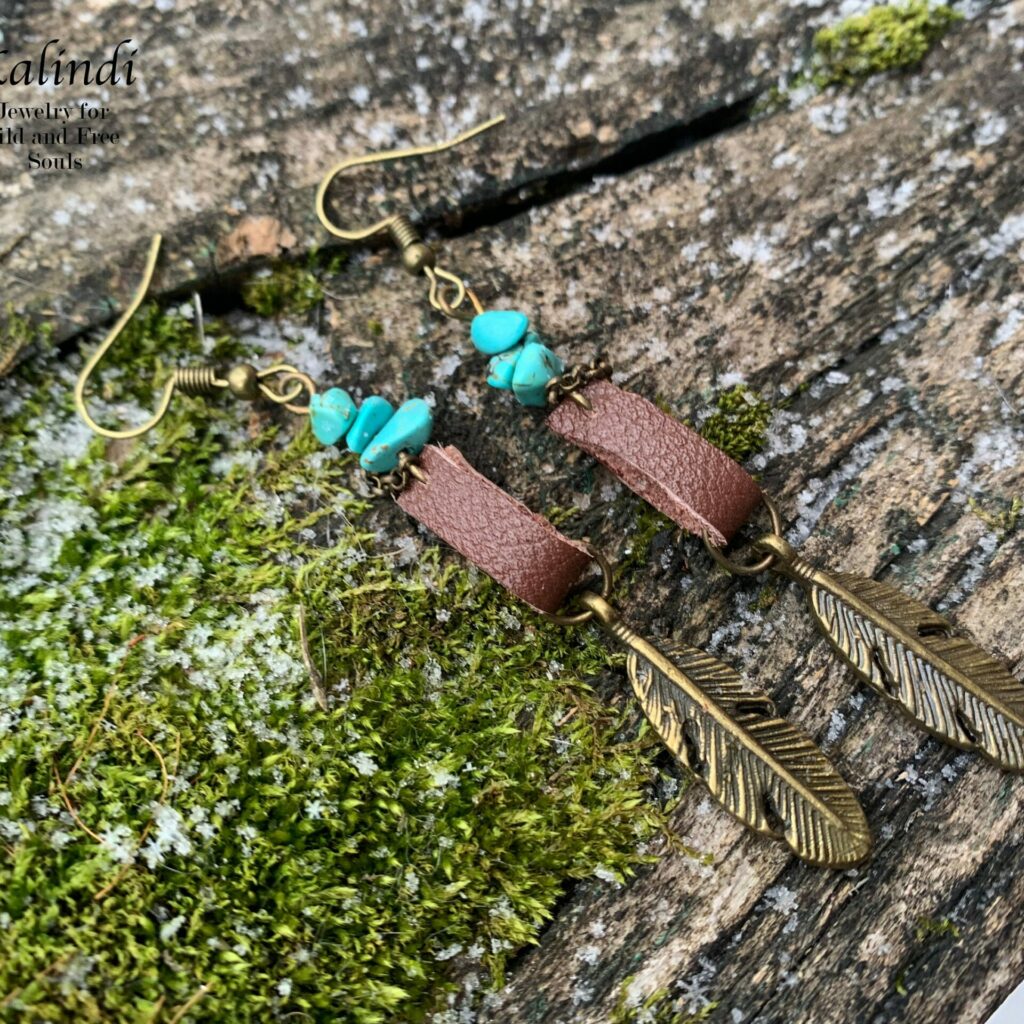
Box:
(759, 534, 1024, 771)
(626, 642, 871, 867)
(580, 594, 871, 868)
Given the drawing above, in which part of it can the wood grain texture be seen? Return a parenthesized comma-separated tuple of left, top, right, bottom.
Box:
(1, 0, 852, 345)
(5, 0, 1024, 1021)
(312, 7, 1024, 1022)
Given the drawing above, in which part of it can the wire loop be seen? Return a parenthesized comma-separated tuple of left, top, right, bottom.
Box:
(364, 451, 429, 497)
(544, 544, 615, 627)
(257, 367, 316, 415)
(426, 267, 484, 321)
(702, 492, 784, 576)
(545, 356, 613, 409)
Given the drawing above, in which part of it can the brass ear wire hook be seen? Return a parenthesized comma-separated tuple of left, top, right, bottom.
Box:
(75, 234, 170, 439)
(314, 115, 505, 321)
(74, 234, 317, 439)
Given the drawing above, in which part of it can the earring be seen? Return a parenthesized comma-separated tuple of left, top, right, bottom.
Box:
(705, 507, 1024, 771)
(74, 235, 319, 440)
(315, 117, 1024, 773)
(75, 236, 871, 868)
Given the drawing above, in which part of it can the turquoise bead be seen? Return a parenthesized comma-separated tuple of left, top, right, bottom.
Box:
(486, 345, 523, 390)
(346, 396, 394, 455)
(360, 398, 433, 473)
(470, 310, 529, 355)
(512, 337, 564, 407)
(309, 387, 356, 445)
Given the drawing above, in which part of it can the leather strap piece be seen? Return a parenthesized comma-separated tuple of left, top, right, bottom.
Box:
(547, 379, 763, 545)
(396, 445, 593, 615)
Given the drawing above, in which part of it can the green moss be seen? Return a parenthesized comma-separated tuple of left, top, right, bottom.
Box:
(616, 502, 674, 578)
(750, 83, 790, 118)
(0, 306, 671, 1022)
(968, 495, 1022, 541)
(698, 384, 773, 465)
(914, 916, 961, 942)
(755, 1, 961, 116)
(543, 504, 583, 528)
(241, 251, 345, 318)
(1, 304, 55, 377)
(752, 585, 779, 612)
(893, 917, 961, 996)
(812, 1, 962, 88)
(610, 977, 717, 1024)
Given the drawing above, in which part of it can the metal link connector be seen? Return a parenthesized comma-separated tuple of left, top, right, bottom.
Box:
(364, 451, 428, 497)
(545, 355, 613, 410)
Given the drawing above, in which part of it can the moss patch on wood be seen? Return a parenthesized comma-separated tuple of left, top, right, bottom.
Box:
(968, 495, 1022, 541)
(0, 309, 673, 1021)
(755, 1, 962, 116)
(610, 976, 717, 1024)
(241, 251, 345, 318)
(811, 1, 962, 87)
(1, 304, 55, 378)
(697, 385, 773, 466)
(914, 916, 961, 942)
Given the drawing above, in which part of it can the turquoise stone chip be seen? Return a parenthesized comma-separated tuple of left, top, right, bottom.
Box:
(360, 398, 433, 473)
(346, 395, 394, 455)
(309, 387, 357, 445)
(486, 344, 523, 390)
(470, 309, 529, 355)
(511, 338, 564, 407)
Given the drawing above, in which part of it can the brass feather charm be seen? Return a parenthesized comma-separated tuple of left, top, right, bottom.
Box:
(757, 534, 1024, 771)
(579, 592, 871, 868)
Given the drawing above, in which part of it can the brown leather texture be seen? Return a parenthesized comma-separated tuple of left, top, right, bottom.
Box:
(547, 379, 763, 545)
(396, 445, 593, 615)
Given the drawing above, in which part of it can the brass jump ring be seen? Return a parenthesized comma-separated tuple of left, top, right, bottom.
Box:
(702, 492, 784, 576)
(440, 284, 484, 321)
(256, 367, 316, 415)
(545, 543, 614, 627)
(426, 266, 483, 321)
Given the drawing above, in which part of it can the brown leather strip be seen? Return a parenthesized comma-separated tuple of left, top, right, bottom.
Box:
(547, 379, 762, 545)
(396, 445, 593, 615)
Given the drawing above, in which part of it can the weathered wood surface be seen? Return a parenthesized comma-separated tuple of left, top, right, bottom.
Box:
(4, 0, 875, 343)
(5, 0, 1024, 1022)
(453, 9, 1024, 1022)
(345, 6, 1024, 1021)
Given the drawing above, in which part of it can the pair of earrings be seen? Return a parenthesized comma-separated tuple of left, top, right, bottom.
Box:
(76, 118, 1023, 872)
